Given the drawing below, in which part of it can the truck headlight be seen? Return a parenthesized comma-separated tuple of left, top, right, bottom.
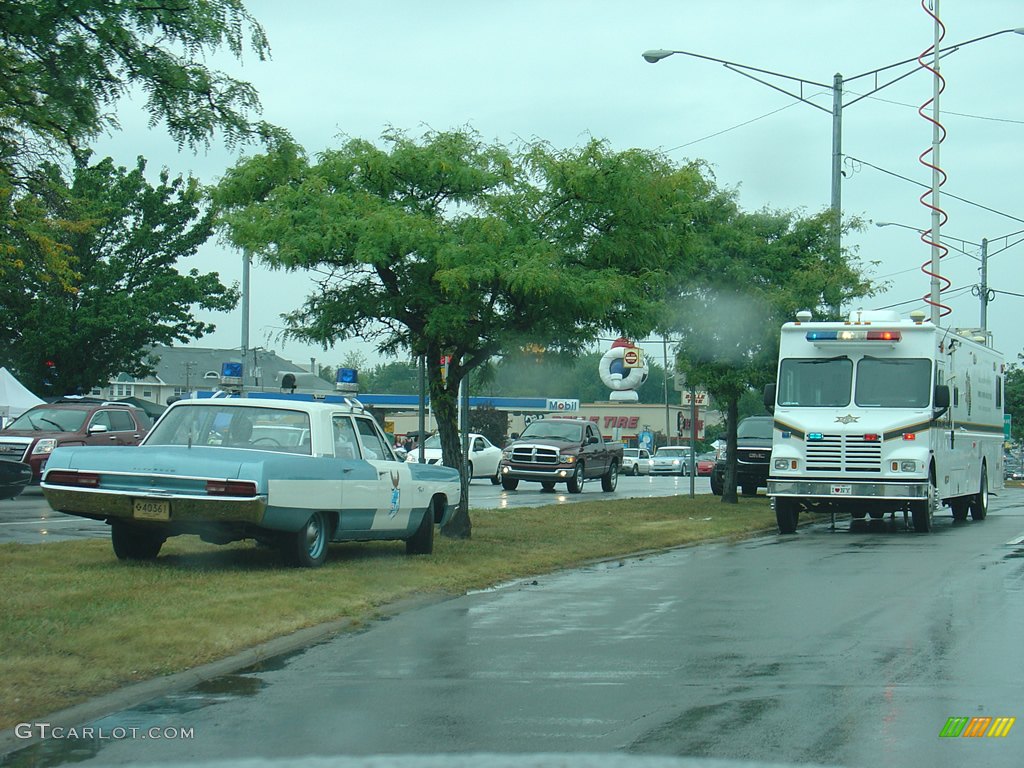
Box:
(773, 458, 792, 471)
(32, 439, 57, 455)
(892, 460, 917, 473)
(559, 455, 576, 464)
(501, 449, 512, 460)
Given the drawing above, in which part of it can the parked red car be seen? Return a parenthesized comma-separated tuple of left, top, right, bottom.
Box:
(696, 452, 716, 477)
(0, 398, 151, 482)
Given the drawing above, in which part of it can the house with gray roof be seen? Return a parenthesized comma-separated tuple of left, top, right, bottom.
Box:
(89, 346, 334, 406)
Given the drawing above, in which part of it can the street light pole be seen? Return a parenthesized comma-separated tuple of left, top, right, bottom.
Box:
(642, 28, 1023, 318)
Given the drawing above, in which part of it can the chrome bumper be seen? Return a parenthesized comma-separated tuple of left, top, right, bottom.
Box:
(768, 478, 928, 500)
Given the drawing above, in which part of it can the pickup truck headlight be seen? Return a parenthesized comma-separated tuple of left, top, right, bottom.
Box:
(559, 455, 576, 464)
(32, 439, 57, 455)
(501, 449, 512, 460)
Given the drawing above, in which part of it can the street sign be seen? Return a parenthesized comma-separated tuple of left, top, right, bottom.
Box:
(623, 348, 643, 368)
(639, 430, 653, 450)
(681, 391, 709, 406)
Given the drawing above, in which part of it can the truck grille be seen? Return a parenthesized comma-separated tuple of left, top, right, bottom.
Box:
(0, 440, 30, 462)
(806, 434, 881, 473)
(510, 446, 560, 465)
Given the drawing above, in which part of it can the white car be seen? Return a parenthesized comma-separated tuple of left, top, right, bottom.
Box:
(650, 446, 692, 475)
(622, 447, 653, 475)
(406, 432, 502, 484)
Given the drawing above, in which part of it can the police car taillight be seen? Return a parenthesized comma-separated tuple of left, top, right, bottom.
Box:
(44, 470, 100, 488)
(205, 479, 258, 497)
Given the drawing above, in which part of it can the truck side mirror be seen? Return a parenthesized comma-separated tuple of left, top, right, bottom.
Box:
(933, 384, 950, 418)
(763, 383, 776, 414)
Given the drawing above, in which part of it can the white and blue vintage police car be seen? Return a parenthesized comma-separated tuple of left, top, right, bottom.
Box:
(40, 395, 461, 567)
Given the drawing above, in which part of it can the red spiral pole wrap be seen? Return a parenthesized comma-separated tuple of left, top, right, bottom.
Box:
(917, 0, 952, 319)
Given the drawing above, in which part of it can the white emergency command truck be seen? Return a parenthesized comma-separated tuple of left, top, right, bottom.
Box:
(765, 309, 1004, 534)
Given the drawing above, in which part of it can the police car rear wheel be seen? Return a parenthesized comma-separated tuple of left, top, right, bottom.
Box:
(111, 522, 164, 561)
(406, 506, 434, 555)
(283, 510, 328, 567)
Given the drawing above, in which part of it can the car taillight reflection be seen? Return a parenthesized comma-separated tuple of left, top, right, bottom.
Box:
(205, 479, 258, 497)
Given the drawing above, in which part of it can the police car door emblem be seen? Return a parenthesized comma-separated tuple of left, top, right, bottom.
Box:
(389, 471, 401, 517)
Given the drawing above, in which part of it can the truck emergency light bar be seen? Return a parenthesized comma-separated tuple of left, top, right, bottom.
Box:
(805, 330, 902, 342)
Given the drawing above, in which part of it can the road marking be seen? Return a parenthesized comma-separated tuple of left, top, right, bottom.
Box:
(1005, 532, 1024, 546)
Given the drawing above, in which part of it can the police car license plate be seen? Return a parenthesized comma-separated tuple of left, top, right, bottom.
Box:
(133, 499, 170, 521)
(830, 484, 852, 496)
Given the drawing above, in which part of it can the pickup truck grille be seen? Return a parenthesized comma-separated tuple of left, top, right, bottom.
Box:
(0, 439, 30, 462)
(510, 446, 560, 465)
(806, 434, 882, 473)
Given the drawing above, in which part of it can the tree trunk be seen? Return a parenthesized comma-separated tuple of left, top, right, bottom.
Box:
(434, 364, 472, 539)
(721, 396, 739, 504)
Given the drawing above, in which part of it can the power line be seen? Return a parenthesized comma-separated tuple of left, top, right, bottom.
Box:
(847, 155, 1024, 224)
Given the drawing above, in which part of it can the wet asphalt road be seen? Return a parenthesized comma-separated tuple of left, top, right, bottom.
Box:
(0, 473, 711, 545)
(5, 491, 1023, 767)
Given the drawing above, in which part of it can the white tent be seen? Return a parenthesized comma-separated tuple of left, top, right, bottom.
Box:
(0, 367, 44, 426)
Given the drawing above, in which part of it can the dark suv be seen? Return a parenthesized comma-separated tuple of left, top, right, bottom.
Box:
(710, 415, 773, 497)
(0, 399, 151, 482)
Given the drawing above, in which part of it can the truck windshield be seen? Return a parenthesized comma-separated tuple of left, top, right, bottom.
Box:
(777, 357, 852, 407)
(520, 420, 584, 442)
(855, 357, 931, 408)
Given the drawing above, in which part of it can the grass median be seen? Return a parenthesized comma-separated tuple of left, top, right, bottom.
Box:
(0, 494, 773, 729)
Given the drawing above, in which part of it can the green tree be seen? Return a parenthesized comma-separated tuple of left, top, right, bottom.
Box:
(214, 128, 719, 537)
(0, 0, 273, 295)
(1006, 362, 1024, 442)
(671, 206, 873, 503)
(0, 155, 237, 394)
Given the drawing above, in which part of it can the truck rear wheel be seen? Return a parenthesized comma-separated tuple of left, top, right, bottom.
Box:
(969, 467, 988, 521)
(775, 498, 799, 534)
(601, 462, 618, 492)
(949, 498, 969, 522)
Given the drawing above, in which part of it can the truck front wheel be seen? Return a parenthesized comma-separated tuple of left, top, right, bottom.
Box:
(567, 463, 585, 494)
(911, 473, 937, 533)
(775, 498, 799, 534)
(501, 476, 519, 491)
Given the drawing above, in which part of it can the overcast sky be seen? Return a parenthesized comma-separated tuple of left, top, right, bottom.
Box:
(93, 0, 1024, 373)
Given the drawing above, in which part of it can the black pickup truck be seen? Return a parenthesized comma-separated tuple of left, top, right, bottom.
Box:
(498, 418, 623, 494)
(710, 415, 773, 496)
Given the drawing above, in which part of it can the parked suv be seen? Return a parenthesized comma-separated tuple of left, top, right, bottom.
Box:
(710, 415, 773, 496)
(0, 398, 151, 482)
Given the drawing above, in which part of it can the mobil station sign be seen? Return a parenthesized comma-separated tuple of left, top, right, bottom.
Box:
(546, 398, 580, 412)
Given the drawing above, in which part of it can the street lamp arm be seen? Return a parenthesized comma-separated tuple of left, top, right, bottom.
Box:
(641, 48, 831, 89)
(723, 64, 832, 115)
(842, 27, 1024, 105)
